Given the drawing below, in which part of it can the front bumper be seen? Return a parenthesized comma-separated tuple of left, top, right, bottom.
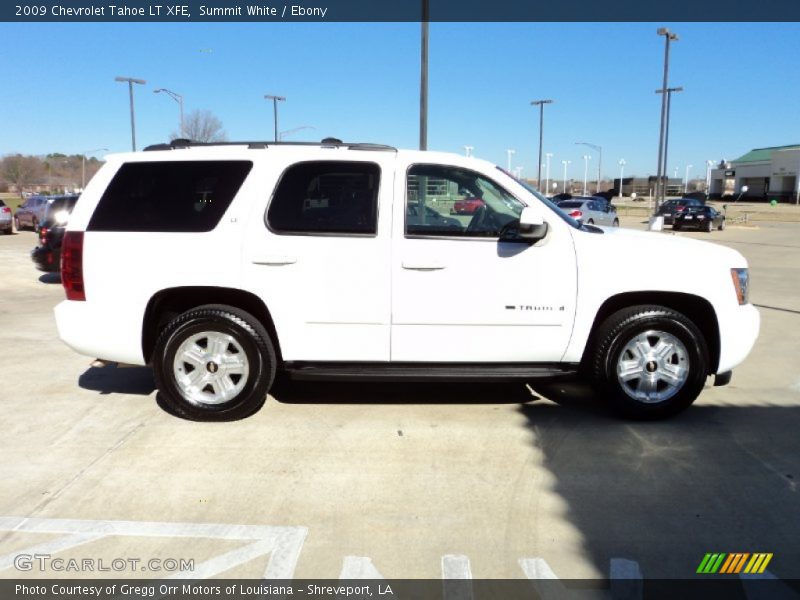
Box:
(716, 303, 760, 374)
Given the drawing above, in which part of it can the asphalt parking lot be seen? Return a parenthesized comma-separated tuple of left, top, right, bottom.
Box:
(1, 219, 799, 583)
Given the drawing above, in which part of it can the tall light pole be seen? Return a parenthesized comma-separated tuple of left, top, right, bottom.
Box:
(464, 145, 474, 157)
(545, 152, 553, 193)
(618, 159, 626, 199)
(531, 99, 553, 190)
(154, 88, 185, 138)
(264, 95, 286, 142)
(582, 155, 592, 195)
(705, 159, 714, 195)
(656, 86, 683, 201)
(654, 28, 678, 210)
(506, 149, 516, 172)
(419, 0, 429, 151)
(576, 141, 602, 193)
(81, 147, 108, 189)
(684, 164, 693, 193)
(114, 76, 146, 151)
(561, 160, 571, 193)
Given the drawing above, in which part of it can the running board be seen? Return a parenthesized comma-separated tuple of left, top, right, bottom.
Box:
(283, 362, 579, 383)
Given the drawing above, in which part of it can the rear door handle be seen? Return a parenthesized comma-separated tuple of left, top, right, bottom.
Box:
(402, 260, 446, 271)
(252, 255, 297, 266)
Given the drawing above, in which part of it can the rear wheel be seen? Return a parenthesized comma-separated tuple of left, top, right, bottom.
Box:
(704, 219, 713, 232)
(718, 219, 725, 231)
(673, 222, 681, 231)
(587, 219, 594, 225)
(590, 305, 708, 419)
(153, 305, 277, 421)
(13, 216, 20, 231)
(612, 218, 619, 227)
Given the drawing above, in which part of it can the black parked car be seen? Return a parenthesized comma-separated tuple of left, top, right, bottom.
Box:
(673, 205, 725, 232)
(31, 194, 80, 272)
(656, 197, 705, 225)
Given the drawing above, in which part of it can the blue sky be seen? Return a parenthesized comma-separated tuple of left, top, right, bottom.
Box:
(1, 22, 799, 180)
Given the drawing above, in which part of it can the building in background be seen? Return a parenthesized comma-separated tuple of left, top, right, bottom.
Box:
(709, 145, 800, 201)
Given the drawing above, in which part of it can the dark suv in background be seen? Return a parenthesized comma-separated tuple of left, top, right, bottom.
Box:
(31, 194, 80, 272)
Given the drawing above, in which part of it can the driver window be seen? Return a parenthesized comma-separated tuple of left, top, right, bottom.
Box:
(405, 164, 523, 238)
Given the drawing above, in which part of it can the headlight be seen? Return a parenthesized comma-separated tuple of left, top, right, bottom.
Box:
(53, 210, 70, 225)
(730, 268, 749, 305)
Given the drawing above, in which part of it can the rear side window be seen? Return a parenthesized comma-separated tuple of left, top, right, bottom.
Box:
(88, 161, 252, 232)
(266, 161, 380, 235)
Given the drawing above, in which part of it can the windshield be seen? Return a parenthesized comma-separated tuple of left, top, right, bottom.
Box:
(510, 175, 582, 229)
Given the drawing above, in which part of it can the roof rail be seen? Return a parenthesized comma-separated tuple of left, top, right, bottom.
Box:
(143, 138, 397, 152)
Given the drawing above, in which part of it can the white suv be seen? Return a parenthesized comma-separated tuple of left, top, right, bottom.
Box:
(55, 140, 759, 420)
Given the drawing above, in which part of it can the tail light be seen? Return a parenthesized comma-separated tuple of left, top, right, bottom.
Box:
(39, 227, 49, 244)
(0, 206, 10, 213)
(568, 210, 583, 218)
(61, 231, 85, 301)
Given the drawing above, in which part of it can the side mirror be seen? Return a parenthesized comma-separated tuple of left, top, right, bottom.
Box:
(518, 207, 548, 241)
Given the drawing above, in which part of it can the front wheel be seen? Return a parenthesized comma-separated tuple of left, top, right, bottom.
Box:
(153, 305, 277, 421)
(589, 305, 708, 419)
(612, 218, 619, 227)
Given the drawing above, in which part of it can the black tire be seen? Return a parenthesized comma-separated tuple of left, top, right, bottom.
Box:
(704, 219, 713, 232)
(587, 219, 594, 225)
(153, 304, 277, 421)
(589, 305, 708, 420)
(612, 219, 619, 227)
(3, 226, 11, 235)
(672, 222, 681, 231)
(718, 219, 725, 231)
(13, 216, 20, 231)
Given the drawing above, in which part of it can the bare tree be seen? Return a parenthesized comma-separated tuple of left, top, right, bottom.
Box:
(171, 109, 227, 142)
(1, 154, 44, 197)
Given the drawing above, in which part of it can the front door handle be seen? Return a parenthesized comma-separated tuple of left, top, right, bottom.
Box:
(253, 255, 297, 266)
(402, 260, 446, 271)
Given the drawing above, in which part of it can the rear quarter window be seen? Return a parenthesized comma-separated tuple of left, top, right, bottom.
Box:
(88, 161, 252, 232)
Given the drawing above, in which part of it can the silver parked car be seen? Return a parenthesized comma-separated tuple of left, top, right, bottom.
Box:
(0, 199, 13, 234)
(14, 195, 53, 231)
(557, 198, 619, 227)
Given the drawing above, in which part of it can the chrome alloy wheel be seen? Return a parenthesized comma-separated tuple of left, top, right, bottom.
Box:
(616, 330, 689, 404)
(173, 331, 249, 405)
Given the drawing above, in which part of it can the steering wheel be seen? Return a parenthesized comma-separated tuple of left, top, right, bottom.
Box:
(465, 204, 489, 234)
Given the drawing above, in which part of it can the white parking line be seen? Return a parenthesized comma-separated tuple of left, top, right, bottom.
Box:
(0, 516, 308, 579)
(338, 556, 384, 579)
(0, 532, 103, 571)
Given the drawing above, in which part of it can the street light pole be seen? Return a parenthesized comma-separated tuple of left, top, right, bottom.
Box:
(419, 0, 429, 151)
(531, 99, 553, 189)
(114, 76, 146, 151)
(618, 159, 626, 199)
(545, 152, 553, 193)
(506, 149, 515, 172)
(264, 95, 286, 142)
(154, 88, 185, 138)
(655, 28, 678, 210)
(576, 142, 602, 193)
(561, 160, 571, 193)
(705, 159, 714, 195)
(81, 147, 108, 189)
(656, 86, 682, 200)
(684, 164, 693, 193)
(582, 155, 591, 195)
(464, 145, 474, 157)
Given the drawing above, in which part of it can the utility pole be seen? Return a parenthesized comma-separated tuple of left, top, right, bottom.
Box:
(654, 27, 678, 211)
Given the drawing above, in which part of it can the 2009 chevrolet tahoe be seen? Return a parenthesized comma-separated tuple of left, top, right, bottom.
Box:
(55, 139, 759, 421)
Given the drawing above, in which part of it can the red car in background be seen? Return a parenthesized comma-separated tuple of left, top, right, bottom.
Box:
(452, 197, 486, 215)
